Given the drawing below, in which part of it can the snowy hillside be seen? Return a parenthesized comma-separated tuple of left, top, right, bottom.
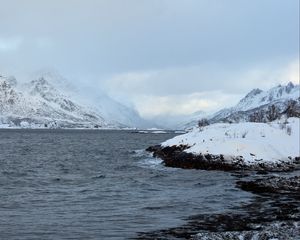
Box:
(27, 71, 150, 128)
(78, 92, 151, 129)
(156, 82, 299, 130)
(235, 82, 299, 111)
(210, 82, 300, 124)
(162, 117, 300, 167)
(0, 73, 148, 129)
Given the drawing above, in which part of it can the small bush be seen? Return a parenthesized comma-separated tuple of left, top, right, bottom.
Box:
(242, 131, 248, 138)
(198, 118, 209, 128)
(286, 126, 292, 136)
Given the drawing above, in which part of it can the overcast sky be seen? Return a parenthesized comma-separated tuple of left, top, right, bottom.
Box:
(0, 0, 299, 118)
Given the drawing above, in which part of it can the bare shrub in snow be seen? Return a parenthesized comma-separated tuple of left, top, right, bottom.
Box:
(286, 126, 292, 136)
(283, 99, 300, 118)
(249, 110, 266, 123)
(279, 118, 290, 131)
(242, 131, 248, 138)
(266, 104, 280, 122)
(198, 118, 209, 128)
(198, 118, 209, 132)
(279, 122, 287, 130)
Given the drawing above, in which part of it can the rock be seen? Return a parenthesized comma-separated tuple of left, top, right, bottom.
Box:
(146, 144, 299, 172)
(192, 221, 300, 240)
(236, 176, 300, 195)
(135, 196, 300, 240)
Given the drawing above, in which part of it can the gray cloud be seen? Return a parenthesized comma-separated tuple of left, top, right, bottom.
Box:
(103, 59, 299, 117)
(0, 0, 299, 117)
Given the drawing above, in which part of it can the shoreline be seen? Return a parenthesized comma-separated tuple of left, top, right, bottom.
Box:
(142, 142, 300, 239)
(146, 144, 300, 172)
(135, 161, 300, 239)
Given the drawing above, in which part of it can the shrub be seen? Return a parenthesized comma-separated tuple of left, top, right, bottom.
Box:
(242, 131, 248, 138)
(198, 118, 209, 128)
(266, 104, 280, 122)
(286, 126, 292, 136)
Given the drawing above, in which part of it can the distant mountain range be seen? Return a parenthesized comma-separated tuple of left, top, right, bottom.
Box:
(180, 82, 300, 129)
(1, 72, 299, 130)
(0, 73, 149, 129)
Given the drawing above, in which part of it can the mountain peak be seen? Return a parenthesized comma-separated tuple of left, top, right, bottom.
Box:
(32, 77, 50, 85)
(240, 88, 263, 102)
(0, 75, 17, 87)
(286, 81, 295, 93)
(29, 77, 55, 95)
(31, 70, 75, 92)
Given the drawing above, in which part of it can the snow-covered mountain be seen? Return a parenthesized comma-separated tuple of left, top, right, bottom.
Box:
(150, 82, 299, 130)
(29, 71, 150, 128)
(236, 82, 298, 111)
(77, 90, 151, 129)
(0, 73, 148, 129)
(209, 82, 300, 123)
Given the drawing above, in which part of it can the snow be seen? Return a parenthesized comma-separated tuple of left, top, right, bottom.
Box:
(162, 118, 300, 165)
(151, 130, 167, 134)
(234, 82, 300, 112)
(207, 82, 299, 125)
(157, 82, 299, 130)
(147, 128, 164, 131)
(0, 72, 149, 129)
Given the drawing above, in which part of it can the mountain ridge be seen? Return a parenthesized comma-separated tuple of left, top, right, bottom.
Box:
(0, 73, 148, 129)
(180, 82, 299, 129)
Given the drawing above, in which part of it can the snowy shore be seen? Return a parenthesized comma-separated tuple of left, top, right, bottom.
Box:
(147, 118, 300, 171)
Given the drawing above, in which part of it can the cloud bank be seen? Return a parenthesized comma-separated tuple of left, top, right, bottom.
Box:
(0, 0, 298, 118)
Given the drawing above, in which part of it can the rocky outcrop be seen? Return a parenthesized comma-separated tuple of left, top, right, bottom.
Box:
(142, 147, 300, 239)
(237, 176, 300, 195)
(146, 145, 300, 172)
(192, 221, 300, 240)
(136, 195, 300, 239)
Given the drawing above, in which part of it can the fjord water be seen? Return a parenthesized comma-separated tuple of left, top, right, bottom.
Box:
(0, 130, 252, 239)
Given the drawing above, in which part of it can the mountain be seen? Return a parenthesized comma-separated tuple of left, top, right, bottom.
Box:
(29, 71, 150, 128)
(76, 89, 151, 129)
(0, 73, 148, 129)
(179, 82, 300, 129)
(209, 82, 300, 124)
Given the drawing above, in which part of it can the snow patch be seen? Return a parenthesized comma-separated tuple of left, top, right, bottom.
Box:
(162, 118, 300, 165)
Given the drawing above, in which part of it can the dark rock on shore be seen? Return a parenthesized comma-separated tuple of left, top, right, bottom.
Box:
(142, 144, 300, 239)
(146, 144, 299, 172)
(135, 195, 300, 240)
(237, 176, 300, 195)
(193, 221, 300, 240)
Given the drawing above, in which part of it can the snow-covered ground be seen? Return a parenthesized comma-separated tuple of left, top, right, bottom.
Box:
(162, 117, 300, 165)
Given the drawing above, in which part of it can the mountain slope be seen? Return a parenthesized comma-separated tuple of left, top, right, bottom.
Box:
(209, 82, 300, 124)
(0, 73, 149, 129)
(0, 76, 109, 128)
(30, 71, 150, 128)
(176, 82, 300, 130)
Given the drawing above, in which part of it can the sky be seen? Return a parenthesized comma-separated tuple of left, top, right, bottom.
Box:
(0, 0, 299, 118)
